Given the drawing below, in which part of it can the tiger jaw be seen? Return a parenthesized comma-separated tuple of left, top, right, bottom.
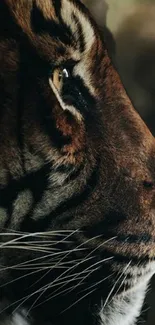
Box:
(1, 0, 155, 324)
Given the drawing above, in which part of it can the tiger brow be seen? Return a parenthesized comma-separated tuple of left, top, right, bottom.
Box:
(49, 58, 80, 69)
(72, 13, 85, 53)
(30, 3, 73, 45)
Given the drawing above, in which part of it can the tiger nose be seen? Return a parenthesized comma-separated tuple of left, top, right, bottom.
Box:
(113, 107, 155, 185)
(97, 51, 155, 185)
(102, 79, 155, 187)
(101, 97, 155, 235)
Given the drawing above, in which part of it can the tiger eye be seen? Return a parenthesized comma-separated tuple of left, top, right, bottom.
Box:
(51, 67, 70, 92)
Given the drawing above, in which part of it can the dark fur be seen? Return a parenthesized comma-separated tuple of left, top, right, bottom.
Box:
(0, 1, 155, 324)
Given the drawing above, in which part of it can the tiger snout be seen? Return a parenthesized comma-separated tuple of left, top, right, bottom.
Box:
(0, 0, 155, 324)
(74, 41, 155, 263)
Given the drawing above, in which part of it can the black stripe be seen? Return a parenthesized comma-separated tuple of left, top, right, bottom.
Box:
(72, 13, 85, 52)
(84, 216, 153, 244)
(20, 160, 100, 232)
(31, 3, 73, 46)
(51, 0, 62, 19)
(116, 233, 152, 244)
(84, 211, 127, 236)
(101, 248, 153, 264)
(47, 161, 99, 217)
(0, 165, 51, 228)
(115, 233, 152, 244)
(62, 75, 96, 117)
(55, 163, 84, 183)
(101, 231, 153, 245)
(64, 163, 84, 183)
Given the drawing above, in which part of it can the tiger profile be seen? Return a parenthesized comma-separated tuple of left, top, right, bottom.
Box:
(0, 0, 155, 325)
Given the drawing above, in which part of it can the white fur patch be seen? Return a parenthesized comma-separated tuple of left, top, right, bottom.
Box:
(49, 0, 97, 118)
(0, 311, 31, 325)
(49, 77, 83, 120)
(99, 263, 155, 325)
(99, 284, 147, 325)
(12, 313, 30, 325)
(1, 266, 155, 325)
(61, 0, 96, 96)
(73, 58, 95, 96)
(61, 0, 95, 51)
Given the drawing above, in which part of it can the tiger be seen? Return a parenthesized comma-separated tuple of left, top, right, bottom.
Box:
(0, 0, 155, 325)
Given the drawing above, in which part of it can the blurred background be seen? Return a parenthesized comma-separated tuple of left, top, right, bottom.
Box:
(83, 0, 155, 136)
(82, 1, 155, 324)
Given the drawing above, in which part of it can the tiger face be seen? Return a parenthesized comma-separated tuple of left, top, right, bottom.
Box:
(0, 1, 155, 325)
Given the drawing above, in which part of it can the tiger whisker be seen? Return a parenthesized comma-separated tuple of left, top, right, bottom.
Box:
(11, 258, 83, 270)
(0, 262, 85, 289)
(2, 235, 101, 312)
(0, 277, 76, 317)
(55, 236, 116, 296)
(12, 265, 99, 316)
(31, 279, 89, 312)
(0, 240, 73, 245)
(0, 233, 47, 248)
(0, 248, 87, 272)
(0, 233, 23, 237)
(60, 287, 98, 314)
(0, 234, 116, 316)
(111, 273, 129, 303)
(0, 229, 79, 249)
(65, 256, 114, 295)
(101, 260, 132, 312)
(29, 234, 103, 289)
(28, 254, 96, 294)
(0, 242, 61, 249)
(1, 244, 60, 249)
(3, 279, 64, 316)
(0, 268, 45, 288)
(78, 273, 115, 294)
(13, 235, 103, 313)
(1, 265, 95, 295)
(11, 259, 84, 271)
(110, 261, 133, 304)
(0, 245, 61, 253)
(52, 267, 99, 282)
(43, 235, 116, 296)
(42, 265, 101, 302)
(11, 265, 73, 271)
(30, 236, 116, 308)
(43, 267, 101, 306)
(0, 229, 80, 237)
(26, 267, 100, 314)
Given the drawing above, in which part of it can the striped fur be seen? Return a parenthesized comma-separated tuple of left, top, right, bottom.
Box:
(0, 0, 155, 324)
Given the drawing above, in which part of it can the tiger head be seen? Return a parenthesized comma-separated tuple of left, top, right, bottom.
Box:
(0, 1, 155, 325)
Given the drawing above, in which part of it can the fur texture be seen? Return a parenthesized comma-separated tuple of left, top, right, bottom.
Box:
(0, 1, 155, 325)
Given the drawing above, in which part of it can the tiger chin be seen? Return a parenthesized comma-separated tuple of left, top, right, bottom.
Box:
(0, 0, 155, 325)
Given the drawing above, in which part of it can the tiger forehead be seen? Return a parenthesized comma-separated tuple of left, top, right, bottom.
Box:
(6, 0, 57, 20)
(36, 0, 95, 52)
(60, 0, 95, 52)
(7, 0, 95, 53)
(36, 0, 58, 20)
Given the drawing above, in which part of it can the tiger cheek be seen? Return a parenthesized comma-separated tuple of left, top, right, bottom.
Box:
(53, 103, 86, 164)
